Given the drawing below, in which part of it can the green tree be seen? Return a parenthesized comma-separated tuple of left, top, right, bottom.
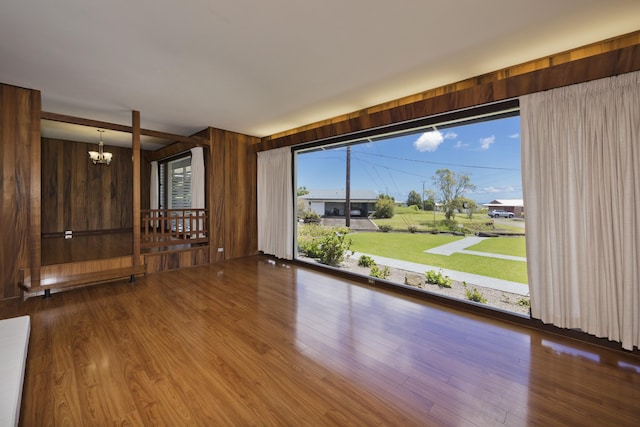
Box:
(455, 196, 478, 219)
(406, 190, 422, 208)
(432, 169, 476, 220)
(374, 194, 395, 218)
(423, 189, 435, 211)
(297, 186, 310, 196)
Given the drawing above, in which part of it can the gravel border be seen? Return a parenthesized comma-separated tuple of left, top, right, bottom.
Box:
(302, 255, 531, 316)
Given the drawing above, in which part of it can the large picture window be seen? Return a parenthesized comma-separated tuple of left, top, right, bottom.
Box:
(294, 107, 529, 315)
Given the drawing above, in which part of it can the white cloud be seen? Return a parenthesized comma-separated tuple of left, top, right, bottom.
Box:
(414, 131, 444, 152)
(443, 131, 457, 140)
(479, 186, 516, 194)
(479, 135, 495, 150)
(453, 141, 469, 150)
(509, 133, 520, 139)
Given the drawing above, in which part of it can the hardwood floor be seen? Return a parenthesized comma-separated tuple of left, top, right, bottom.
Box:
(2, 255, 639, 426)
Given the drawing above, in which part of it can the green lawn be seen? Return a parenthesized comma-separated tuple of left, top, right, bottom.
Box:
(372, 206, 501, 234)
(373, 206, 491, 231)
(348, 232, 528, 284)
(466, 236, 527, 258)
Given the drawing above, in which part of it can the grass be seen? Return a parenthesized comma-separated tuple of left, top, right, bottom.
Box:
(349, 232, 528, 284)
(466, 236, 527, 258)
(492, 223, 527, 234)
(372, 206, 497, 233)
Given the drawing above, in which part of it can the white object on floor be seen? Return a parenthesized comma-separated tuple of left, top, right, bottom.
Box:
(0, 315, 30, 427)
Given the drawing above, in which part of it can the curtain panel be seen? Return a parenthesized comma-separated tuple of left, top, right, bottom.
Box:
(521, 71, 640, 350)
(257, 147, 294, 260)
(150, 160, 159, 227)
(190, 147, 205, 238)
(150, 161, 159, 210)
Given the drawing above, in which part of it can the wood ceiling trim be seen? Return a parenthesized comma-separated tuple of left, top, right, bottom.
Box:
(260, 30, 640, 148)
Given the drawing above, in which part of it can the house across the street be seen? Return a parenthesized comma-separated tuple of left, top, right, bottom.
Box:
(483, 199, 524, 217)
(299, 189, 378, 217)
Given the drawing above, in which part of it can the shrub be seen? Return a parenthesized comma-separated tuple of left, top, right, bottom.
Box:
(297, 225, 324, 258)
(407, 225, 418, 233)
(357, 255, 376, 268)
(297, 225, 351, 266)
(440, 219, 458, 231)
(425, 270, 452, 288)
(374, 194, 395, 218)
(465, 287, 487, 303)
(316, 231, 352, 266)
(379, 224, 393, 233)
(370, 265, 390, 279)
(302, 210, 321, 223)
(517, 298, 531, 307)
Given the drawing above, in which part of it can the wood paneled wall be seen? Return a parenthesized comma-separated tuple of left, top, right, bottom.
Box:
(144, 246, 210, 274)
(41, 138, 135, 233)
(258, 31, 640, 150)
(41, 138, 152, 234)
(0, 84, 40, 299)
(208, 127, 260, 261)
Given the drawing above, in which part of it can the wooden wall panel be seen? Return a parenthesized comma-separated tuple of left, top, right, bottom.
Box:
(144, 247, 210, 274)
(41, 138, 138, 234)
(210, 130, 225, 263)
(208, 127, 259, 261)
(0, 84, 40, 299)
(258, 32, 640, 151)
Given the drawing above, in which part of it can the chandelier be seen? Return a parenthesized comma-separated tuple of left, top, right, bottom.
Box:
(88, 130, 113, 165)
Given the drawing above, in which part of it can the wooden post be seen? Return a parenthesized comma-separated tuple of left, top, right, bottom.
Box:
(29, 91, 42, 288)
(132, 111, 141, 267)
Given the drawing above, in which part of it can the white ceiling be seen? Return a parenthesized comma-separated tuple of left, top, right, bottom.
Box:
(1, 0, 639, 147)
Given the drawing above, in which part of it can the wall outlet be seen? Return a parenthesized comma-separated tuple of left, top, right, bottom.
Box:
(217, 247, 224, 252)
(368, 278, 375, 285)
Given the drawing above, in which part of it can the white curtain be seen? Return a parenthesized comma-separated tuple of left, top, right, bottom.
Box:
(521, 71, 640, 350)
(150, 161, 159, 227)
(190, 147, 205, 238)
(257, 147, 294, 260)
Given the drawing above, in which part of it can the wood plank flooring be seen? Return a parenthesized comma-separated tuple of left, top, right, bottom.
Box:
(2, 255, 639, 426)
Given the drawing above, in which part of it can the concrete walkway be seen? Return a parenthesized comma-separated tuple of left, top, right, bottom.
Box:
(425, 236, 487, 255)
(351, 249, 530, 296)
(425, 236, 527, 262)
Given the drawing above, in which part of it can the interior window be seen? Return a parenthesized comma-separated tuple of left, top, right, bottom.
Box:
(160, 155, 192, 210)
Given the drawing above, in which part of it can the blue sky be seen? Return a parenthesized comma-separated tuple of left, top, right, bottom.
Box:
(296, 115, 522, 204)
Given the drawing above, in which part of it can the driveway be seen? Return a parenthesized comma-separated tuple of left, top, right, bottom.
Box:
(493, 217, 526, 230)
(320, 217, 378, 231)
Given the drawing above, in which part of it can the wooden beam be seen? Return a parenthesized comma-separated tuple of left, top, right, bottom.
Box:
(41, 111, 206, 146)
(140, 128, 207, 146)
(147, 142, 197, 162)
(132, 111, 141, 267)
(41, 111, 131, 133)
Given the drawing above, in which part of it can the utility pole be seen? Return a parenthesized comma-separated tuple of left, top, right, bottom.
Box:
(345, 146, 351, 228)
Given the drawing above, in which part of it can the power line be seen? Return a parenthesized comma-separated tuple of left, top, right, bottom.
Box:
(351, 149, 520, 171)
(352, 157, 431, 179)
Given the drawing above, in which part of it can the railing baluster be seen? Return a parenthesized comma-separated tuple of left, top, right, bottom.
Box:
(140, 208, 209, 249)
